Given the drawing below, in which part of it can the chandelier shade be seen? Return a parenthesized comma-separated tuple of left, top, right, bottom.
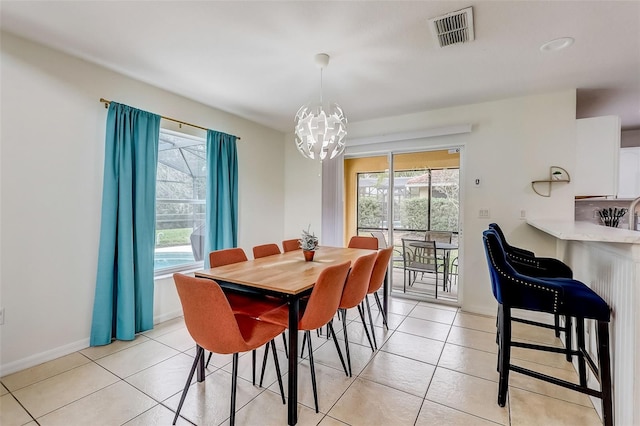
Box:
(294, 53, 347, 161)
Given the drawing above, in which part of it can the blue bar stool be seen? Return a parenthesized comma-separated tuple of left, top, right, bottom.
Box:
(488, 223, 574, 358)
(482, 229, 613, 426)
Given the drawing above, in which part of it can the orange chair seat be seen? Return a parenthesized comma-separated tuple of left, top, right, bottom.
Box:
(225, 292, 287, 318)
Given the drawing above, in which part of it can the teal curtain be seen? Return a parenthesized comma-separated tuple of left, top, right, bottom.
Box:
(90, 102, 160, 346)
(204, 130, 238, 267)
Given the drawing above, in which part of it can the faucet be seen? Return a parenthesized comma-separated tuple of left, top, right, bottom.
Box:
(630, 196, 640, 230)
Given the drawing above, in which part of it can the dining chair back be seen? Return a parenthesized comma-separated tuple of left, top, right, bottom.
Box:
(401, 238, 439, 296)
(209, 247, 248, 267)
(282, 238, 300, 252)
(207, 246, 287, 370)
(347, 236, 378, 250)
(340, 252, 377, 310)
(299, 261, 352, 331)
(172, 274, 286, 425)
(362, 247, 394, 345)
(253, 243, 281, 259)
(424, 230, 452, 243)
(336, 252, 377, 376)
(259, 260, 351, 413)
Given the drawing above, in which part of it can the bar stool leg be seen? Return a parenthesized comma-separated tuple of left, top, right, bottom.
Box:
(597, 320, 613, 426)
(576, 317, 587, 386)
(497, 304, 511, 407)
(564, 316, 573, 362)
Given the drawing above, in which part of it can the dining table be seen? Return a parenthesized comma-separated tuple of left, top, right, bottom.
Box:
(194, 246, 379, 425)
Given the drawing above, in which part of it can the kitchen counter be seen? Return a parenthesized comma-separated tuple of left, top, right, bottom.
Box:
(527, 219, 640, 244)
(527, 218, 639, 425)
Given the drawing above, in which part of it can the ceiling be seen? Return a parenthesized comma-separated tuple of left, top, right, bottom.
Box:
(2, 1, 639, 132)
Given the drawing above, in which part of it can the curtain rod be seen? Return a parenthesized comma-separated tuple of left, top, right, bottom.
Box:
(99, 98, 241, 140)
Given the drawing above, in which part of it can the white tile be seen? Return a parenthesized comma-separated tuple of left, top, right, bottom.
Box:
(380, 331, 444, 365)
(396, 316, 451, 341)
(79, 335, 150, 360)
(95, 340, 180, 378)
(416, 399, 500, 426)
(1, 393, 33, 426)
(12, 363, 119, 418)
(359, 350, 435, 397)
(409, 305, 457, 324)
(37, 381, 155, 426)
(329, 377, 423, 425)
(123, 404, 192, 426)
(234, 388, 324, 426)
(425, 367, 509, 425)
(163, 368, 263, 425)
(152, 326, 195, 352)
(1, 352, 91, 391)
(125, 353, 199, 402)
(509, 387, 602, 426)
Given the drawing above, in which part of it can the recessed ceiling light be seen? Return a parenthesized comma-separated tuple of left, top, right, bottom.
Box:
(540, 37, 574, 52)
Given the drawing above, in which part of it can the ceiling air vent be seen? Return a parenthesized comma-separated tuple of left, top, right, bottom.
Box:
(429, 6, 475, 48)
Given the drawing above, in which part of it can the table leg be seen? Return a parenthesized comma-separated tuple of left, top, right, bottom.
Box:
(288, 297, 299, 426)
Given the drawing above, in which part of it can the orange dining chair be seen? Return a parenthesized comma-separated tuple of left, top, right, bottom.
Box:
(251, 244, 291, 356)
(252, 243, 281, 259)
(172, 274, 286, 426)
(282, 238, 300, 252)
(335, 252, 377, 376)
(207, 248, 287, 373)
(258, 261, 351, 413)
(363, 247, 394, 349)
(347, 236, 379, 250)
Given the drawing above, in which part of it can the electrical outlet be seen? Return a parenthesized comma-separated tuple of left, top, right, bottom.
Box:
(0, 307, 4, 325)
(519, 210, 526, 220)
(478, 208, 490, 218)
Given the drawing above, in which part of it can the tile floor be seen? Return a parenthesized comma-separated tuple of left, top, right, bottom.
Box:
(1, 297, 603, 426)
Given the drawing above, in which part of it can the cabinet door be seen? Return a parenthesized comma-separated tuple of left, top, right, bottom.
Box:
(575, 116, 621, 197)
(618, 147, 640, 198)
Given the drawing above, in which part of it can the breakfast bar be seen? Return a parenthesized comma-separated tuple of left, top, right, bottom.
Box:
(527, 219, 640, 426)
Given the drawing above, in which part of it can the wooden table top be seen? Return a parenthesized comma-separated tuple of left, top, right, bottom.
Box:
(194, 246, 376, 295)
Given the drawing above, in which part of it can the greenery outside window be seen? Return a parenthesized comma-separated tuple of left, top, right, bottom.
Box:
(154, 129, 206, 276)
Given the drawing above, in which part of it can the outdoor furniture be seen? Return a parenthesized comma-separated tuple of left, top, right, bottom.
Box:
(401, 238, 439, 296)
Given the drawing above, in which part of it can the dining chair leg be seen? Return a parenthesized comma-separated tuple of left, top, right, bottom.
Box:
(282, 333, 289, 359)
(306, 330, 319, 413)
(341, 309, 352, 377)
(252, 349, 256, 385)
(301, 332, 307, 358)
(259, 345, 269, 387)
(363, 298, 378, 350)
(597, 320, 613, 426)
(205, 351, 213, 368)
(270, 339, 286, 404)
(328, 320, 349, 377)
(357, 304, 375, 352)
(173, 346, 203, 425)
(373, 292, 388, 330)
(230, 353, 239, 426)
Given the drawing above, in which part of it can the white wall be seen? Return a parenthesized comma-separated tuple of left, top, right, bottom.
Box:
(0, 32, 285, 375)
(284, 90, 577, 315)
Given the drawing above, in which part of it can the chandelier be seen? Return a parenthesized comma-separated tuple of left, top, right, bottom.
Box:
(294, 53, 347, 161)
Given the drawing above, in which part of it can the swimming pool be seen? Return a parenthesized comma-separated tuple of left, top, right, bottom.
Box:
(154, 251, 196, 270)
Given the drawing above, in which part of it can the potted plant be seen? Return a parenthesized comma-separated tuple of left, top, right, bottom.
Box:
(299, 226, 319, 261)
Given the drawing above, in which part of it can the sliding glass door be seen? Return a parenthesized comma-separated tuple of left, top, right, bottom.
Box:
(346, 149, 460, 303)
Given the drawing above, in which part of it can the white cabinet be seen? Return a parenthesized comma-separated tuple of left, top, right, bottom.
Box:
(574, 116, 621, 197)
(618, 147, 640, 198)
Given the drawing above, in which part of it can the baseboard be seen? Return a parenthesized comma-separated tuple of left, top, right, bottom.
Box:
(460, 303, 497, 317)
(153, 310, 183, 325)
(1, 311, 183, 377)
(0, 337, 90, 377)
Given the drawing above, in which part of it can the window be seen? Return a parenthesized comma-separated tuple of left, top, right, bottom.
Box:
(154, 129, 206, 275)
